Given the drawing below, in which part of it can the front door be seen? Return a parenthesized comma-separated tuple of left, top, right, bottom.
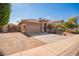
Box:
(44, 23, 47, 32)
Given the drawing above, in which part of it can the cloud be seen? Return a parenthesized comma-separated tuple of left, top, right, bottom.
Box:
(8, 21, 18, 25)
(46, 16, 51, 19)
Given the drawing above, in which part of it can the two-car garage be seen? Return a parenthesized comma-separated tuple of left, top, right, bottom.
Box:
(25, 22, 42, 33)
(18, 21, 42, 33)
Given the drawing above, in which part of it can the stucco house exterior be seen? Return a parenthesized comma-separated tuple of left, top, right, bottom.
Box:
(18, 19, 48, 33)
(18, 19, 63, 33)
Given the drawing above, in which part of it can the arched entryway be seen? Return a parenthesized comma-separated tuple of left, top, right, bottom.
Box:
(44, 23, 47, 32)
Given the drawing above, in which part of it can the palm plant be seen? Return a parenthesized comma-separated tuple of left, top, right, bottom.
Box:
(69, 16, 78, 24)
(61, 16, 78, 33)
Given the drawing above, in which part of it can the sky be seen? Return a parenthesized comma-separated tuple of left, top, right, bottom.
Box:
(9, 3, 79, 24)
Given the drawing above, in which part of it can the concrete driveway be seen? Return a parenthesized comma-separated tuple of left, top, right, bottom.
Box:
(30, 33, 68, 43)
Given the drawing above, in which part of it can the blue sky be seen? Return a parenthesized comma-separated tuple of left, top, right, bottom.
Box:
(9, 3, 79, 24)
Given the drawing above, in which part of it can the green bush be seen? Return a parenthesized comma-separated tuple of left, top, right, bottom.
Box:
(75, 30, 79, 33)
(71, 29, 79, 34)
(48, 24, 52, 31)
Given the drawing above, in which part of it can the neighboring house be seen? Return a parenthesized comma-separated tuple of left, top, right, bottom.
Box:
(49, 20, 64, 25)
(2, 23, 18, 32)
(2, 25, 8, 32)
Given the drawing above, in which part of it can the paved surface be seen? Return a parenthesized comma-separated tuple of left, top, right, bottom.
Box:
(0, 32, 46, 55)
(32, 34, 68, 43)
(10, 35, 79, 56)
(26, 32, 48, 36)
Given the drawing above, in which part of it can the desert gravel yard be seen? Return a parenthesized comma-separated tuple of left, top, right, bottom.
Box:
(0, 32, 46, 55)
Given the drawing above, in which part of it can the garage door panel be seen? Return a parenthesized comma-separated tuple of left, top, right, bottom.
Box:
(26, 25, 41, 32)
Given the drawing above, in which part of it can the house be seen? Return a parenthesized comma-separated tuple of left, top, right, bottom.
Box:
(18, 19, 63, 33)
(18, 19, 49, 33)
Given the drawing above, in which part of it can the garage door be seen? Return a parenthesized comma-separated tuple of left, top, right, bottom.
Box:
(25, 25, 41, 33)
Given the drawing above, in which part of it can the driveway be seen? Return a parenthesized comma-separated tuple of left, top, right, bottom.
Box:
(0, 32, 46, 55)
(28, 32, 68, 43)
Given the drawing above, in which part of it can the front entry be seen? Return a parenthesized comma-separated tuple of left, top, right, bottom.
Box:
(44, 23, 47, 32)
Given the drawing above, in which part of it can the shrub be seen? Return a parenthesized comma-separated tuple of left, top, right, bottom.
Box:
(48, 24, 52, 31)
(71, 29, 79, 34)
